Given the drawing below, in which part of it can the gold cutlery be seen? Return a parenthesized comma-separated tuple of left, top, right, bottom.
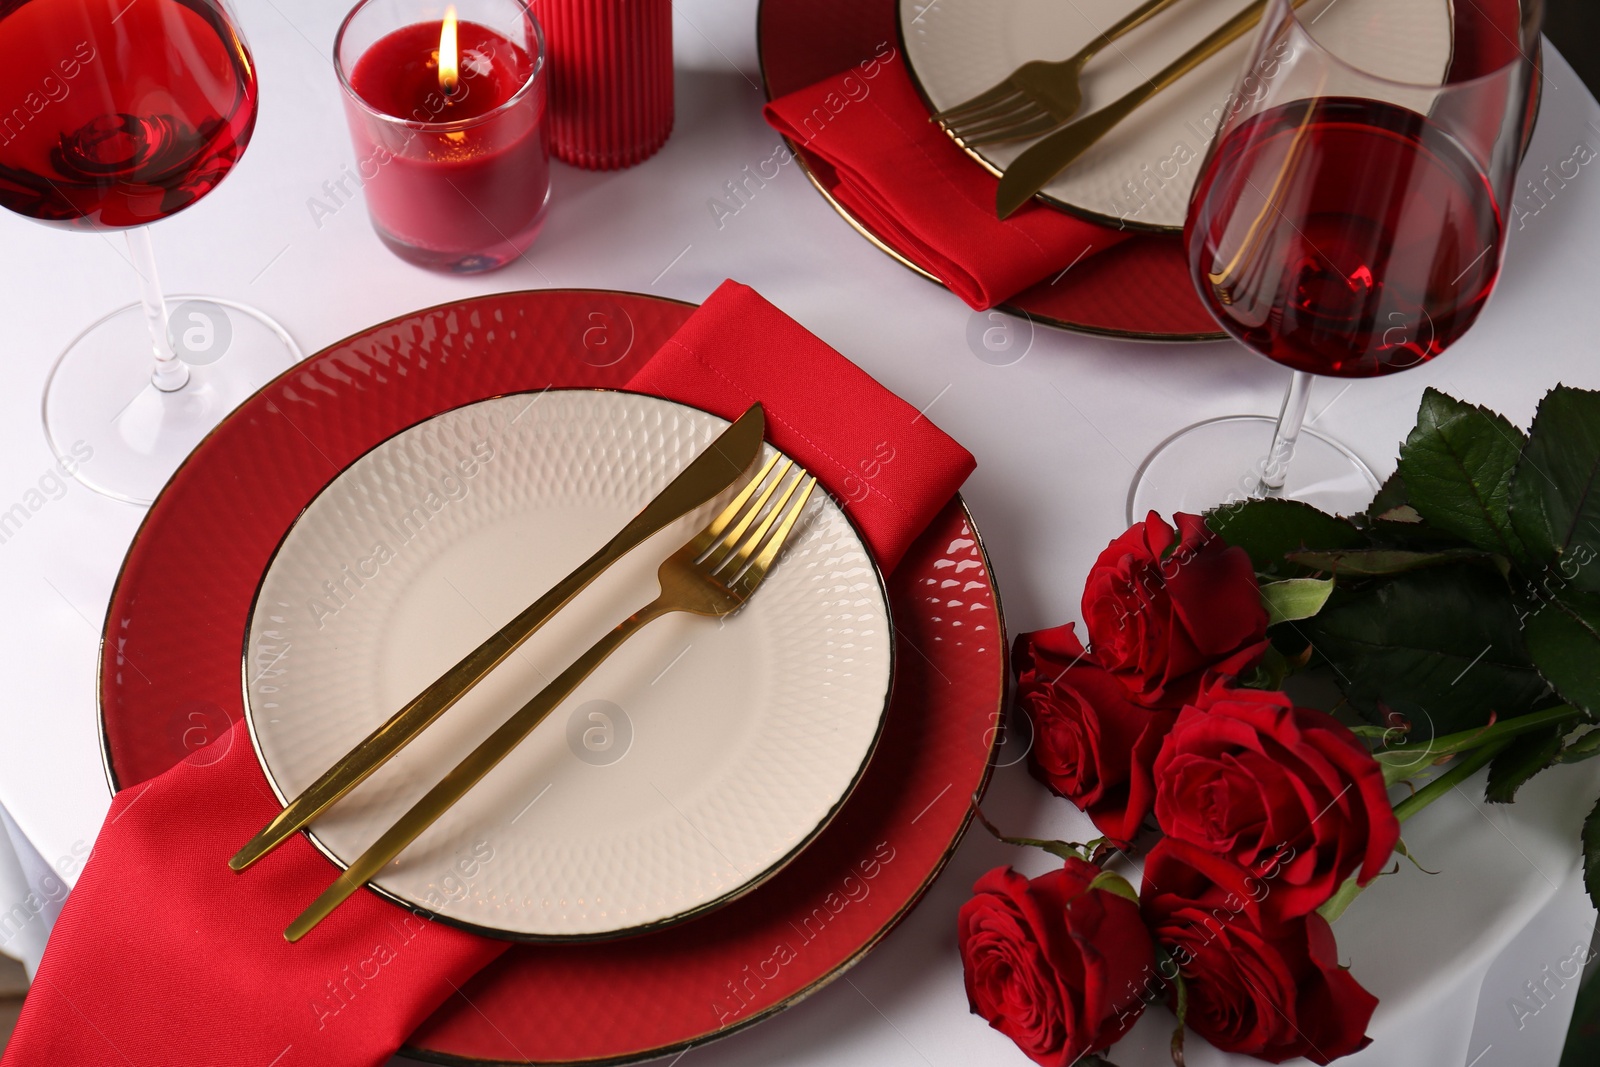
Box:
(934, 0, 1191, 147)
(285, 453, 818, 940)
(996, 0, 1276, 219)
(230, 401, 767, 873)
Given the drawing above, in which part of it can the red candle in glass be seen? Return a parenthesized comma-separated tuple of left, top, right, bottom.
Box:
(335, 1, 549, 273)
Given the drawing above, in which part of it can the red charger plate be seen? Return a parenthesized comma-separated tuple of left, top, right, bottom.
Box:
(757, 0, 1541, 343)
(98, 289, 1006, 1064)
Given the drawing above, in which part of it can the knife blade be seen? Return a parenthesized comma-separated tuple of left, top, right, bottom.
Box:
(230, 400, 767, 872)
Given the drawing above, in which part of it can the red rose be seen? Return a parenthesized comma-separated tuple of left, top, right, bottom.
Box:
(1082, 512, 1268, 708)
(1154, 680, 1400, 920)
(959, 859, 1156, 1066)
(1140, 839, 1377, 1065)
(1014, 624, 1176, 846)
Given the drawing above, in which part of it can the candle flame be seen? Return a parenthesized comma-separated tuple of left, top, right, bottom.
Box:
(439, 6, 459, 96)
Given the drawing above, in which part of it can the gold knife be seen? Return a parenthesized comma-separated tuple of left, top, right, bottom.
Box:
(230, 400, 767, 872)
(996, 0, 1273, 220)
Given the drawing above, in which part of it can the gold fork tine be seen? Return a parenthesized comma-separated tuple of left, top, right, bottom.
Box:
(935, 0, 1192, 146)
(960, 114, 1060, 147)
(703, 457, 792, 569)
(936, 87, 1028, 125)
(716, 468, 807, 577)
(736, 478, 816, 595)
(946, 102, 1046, 141)
(694, 451, 781, 550)
(933, 80, 1019, 121)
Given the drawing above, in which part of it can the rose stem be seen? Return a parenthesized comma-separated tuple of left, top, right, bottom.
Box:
(1375, 704, 1583, 786)
(1390, 738, 1514, 824)
(1320, 737, 1514, 923)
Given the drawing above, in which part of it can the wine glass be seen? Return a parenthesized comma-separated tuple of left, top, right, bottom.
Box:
(0, 0, 301, 505)
(1128, 0, 1543, 520)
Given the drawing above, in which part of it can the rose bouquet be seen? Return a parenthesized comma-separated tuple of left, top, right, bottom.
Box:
(961, 386, 1600, 1065)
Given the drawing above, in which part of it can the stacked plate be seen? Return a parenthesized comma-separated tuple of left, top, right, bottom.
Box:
(99, 289, 1006, 1064)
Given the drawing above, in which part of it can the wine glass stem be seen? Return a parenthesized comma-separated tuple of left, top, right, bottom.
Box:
(126, 227, 190, 394)
(1258, 370, 1313, 494)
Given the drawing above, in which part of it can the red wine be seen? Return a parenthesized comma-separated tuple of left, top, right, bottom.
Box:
(0, 0, 257, 229)
(1186, 97, 1503, 378)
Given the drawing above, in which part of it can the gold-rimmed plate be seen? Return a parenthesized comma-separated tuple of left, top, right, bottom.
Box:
(243, 388, 894, 941)
(899, 0, 1455, 232)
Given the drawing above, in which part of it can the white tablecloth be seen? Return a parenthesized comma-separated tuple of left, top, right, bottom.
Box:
(1, 2, 1598, 1064)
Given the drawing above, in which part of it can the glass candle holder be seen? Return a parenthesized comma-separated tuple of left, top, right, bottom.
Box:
(335, 0, 549, 273)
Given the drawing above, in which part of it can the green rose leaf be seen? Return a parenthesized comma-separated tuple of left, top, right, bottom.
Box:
(1206, 499, 1364, 577)
(1484, 724, 1565, 803)
(1286, 547, 1495, 576)
(1396, 388, 1528, 562)
(1087, 870, 1140, 905)
(1261, 577, 1335, 624)
(1366, 471, 1410, 522)
(1583, 796, 1600, 912)
(1510, 386, 1600, 591)
(1558, 727, 1600, 765)
(1523, 591, 1600, 718)
(1301, 563, 1548, 737)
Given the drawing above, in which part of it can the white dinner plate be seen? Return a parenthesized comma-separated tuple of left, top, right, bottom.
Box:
(899, 0, 1455, 231)
(243, 389, 894, 939)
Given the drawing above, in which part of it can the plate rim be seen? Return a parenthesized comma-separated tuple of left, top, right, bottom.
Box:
(240, 386, 900, 943)
(93, 287, 1010, 1066)
(894, 0, 1460, 234)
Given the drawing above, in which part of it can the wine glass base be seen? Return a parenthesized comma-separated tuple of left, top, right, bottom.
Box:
(42, 296, 302, 506)
(1127, 415, 1382, 525)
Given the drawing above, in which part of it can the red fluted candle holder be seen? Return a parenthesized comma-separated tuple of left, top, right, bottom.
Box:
(540, 0, 673, 169)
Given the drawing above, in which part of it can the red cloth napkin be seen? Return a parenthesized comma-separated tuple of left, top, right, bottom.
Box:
(763, 51, 1131, 310)
(3, 282, 973, 1065)
(1, 721, 507, 1067)
(629, 280, 975, 572)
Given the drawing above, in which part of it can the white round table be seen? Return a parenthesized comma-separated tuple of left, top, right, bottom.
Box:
(0, 3, 1596, 1065)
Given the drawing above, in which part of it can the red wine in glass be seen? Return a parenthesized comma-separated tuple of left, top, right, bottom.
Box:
(1130, 0, 1539, 524)
(1186, 96, 1504, 378)
(0, 0, 258, 230)
(0, 0, 296, 506)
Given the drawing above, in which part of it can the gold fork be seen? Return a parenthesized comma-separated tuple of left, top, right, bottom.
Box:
(285, 453, 818, 941)
(996, 0, 1288, 219)
(933, 0, 1190, 147)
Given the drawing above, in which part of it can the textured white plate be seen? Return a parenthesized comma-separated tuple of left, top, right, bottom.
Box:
(899, 0, 1454, 231)
(243, 390, 893, 939)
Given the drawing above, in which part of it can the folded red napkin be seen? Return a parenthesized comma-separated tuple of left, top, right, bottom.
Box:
(629, 280, 975, 572)
(3, 282, 973, 1066)
(1, 721, 507, 1067)
(764, 51, 1131, 310)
